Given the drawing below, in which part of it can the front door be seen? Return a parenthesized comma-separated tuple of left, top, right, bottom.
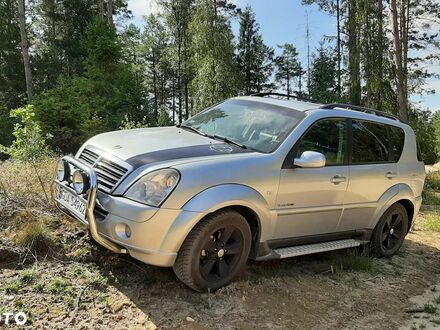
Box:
(274, 118, 349, 239)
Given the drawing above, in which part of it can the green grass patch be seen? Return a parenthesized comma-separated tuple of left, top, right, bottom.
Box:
(2, 280, 21, 294)
(422, 190, 440, 206)
(424, 303, 438, 314)
(19, 269, 37, 285)
(424, 212, 440, 232)
(48, 277, 69, 294)
(327, 250, 377, 273)
(425, 172, 440, 191)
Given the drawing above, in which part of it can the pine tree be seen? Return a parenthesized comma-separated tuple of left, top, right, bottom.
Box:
(189, 0, 239, 112)
(236, 6, 274, 95)
(275, 43, 301, 96)
(309, 45, 338, 103)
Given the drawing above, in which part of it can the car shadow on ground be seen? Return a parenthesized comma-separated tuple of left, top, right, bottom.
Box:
(92, 235, 440, 329)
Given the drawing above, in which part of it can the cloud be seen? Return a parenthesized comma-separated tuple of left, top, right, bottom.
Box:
(127, 0, 161, 19)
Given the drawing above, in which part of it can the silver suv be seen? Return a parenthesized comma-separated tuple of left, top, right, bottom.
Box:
(54, 94, 426, 291)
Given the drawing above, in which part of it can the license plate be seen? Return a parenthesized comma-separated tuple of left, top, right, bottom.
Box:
(55, 183, 87, 222)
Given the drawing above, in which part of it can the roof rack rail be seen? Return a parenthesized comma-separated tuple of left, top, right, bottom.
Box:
(251, 92, 316, 103)
(320, 103, 401, 122)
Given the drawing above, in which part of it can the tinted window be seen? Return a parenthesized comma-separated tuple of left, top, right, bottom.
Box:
(389, 126, 405, 162)
(296, 119, 347, 165)
(352, 120, 390, 164)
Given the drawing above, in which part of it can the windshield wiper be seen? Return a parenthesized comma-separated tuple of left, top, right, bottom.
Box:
(209, 134, 248, 150)
(177, 124, 207, 137)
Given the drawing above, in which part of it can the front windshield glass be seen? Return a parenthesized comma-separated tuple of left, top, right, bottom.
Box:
(182, 99, 305, 153)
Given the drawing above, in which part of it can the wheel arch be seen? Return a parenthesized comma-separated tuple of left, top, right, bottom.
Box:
(370, 183, 417, 231)
(160, 184, 274, 259)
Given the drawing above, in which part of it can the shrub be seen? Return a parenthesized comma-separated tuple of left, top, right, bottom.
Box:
(0, 105, 51, 162)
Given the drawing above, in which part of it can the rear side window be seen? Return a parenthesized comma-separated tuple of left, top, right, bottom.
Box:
(352, 120, 390, 164)
(389, 126, 405, 162)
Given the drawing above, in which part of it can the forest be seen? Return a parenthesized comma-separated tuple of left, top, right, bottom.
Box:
(0, 0, 439, 163)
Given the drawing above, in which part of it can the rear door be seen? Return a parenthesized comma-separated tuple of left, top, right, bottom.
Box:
(338, 120, 399, 231)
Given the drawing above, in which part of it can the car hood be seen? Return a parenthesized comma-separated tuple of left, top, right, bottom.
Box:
(80, 126, 253, 169)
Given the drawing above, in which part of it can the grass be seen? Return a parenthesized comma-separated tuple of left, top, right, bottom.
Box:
(422, 190, 440, 206)
(327, 250, 377, 273)
(20, 269, 37, 285)
(2, 279, 21, 294)
(425, 172, 440, 192)
(14, 220, 56, 253)
(48, 277, 69, 294)
(423, 303, 438, 314)
(423, 211, 440, 232)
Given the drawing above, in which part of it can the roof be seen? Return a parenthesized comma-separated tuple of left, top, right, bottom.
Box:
(234, 95, 405, 127)
(234, 96, 322, 111)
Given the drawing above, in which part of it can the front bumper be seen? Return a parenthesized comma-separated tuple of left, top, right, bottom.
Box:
(54, 156, 206, 267)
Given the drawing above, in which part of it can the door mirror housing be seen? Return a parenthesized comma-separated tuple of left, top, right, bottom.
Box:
(294, 151, 326, 168)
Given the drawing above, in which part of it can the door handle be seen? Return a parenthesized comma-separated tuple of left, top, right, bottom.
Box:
(330, 175, 346, 184)
(386, 171, 397, 179)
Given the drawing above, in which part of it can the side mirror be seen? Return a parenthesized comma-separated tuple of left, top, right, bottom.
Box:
(294, 151, 326, 168)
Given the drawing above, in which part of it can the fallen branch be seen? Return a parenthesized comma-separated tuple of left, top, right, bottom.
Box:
(73, 284, 89, 315)
(405, 308, 424, 313)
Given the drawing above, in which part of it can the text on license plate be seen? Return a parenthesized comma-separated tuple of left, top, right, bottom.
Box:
(55, 184, 87, 220)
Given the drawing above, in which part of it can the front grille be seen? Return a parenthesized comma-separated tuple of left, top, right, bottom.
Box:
(78, 147, 130, 193)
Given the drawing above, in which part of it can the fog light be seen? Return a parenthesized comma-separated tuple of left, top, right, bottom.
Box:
(115, 223, 131, 240)
(125, 225, 132, 238)
(72, 170, 89, 194)
(56, 159, 70, 182)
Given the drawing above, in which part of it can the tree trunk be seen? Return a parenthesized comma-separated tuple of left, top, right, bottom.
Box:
(17, 0, 33, 103)
(336, 0, 342, 97)
(107, 0, 114, 25)
(99, 0, 105, 18)
(377, 0, 384, 109)
(348, 0, 361, 105)
(152, 49, 158, 120)
(390, 0, 409, 122)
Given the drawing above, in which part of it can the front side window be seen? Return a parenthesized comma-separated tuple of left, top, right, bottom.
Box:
(295, 119, 347, 166)
(352, 120, 390, 164)
(182, 100, 305, 153)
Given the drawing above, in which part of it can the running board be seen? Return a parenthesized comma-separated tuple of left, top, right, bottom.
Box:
(273, 239, 362, 259)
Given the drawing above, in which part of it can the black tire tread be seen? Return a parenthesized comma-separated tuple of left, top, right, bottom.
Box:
(173, 210, 249, 292)
(371, 202, 408, 258)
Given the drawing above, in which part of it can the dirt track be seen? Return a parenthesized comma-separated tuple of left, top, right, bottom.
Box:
(1, 211, 440, 330)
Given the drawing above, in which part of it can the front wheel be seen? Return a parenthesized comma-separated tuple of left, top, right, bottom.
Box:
(173, 210, 251, 292)
(371, 203, 409, 257)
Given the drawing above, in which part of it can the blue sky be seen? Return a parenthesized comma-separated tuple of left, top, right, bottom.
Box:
(126, 0, 439, 112)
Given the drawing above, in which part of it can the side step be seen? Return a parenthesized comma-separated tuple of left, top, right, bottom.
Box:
(274, 239, 362, 259)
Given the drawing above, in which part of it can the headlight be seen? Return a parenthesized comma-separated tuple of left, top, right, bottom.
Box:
(124, 169, 180, 207)
(72, 170, 89, 194)
(56, 159, 70, 181)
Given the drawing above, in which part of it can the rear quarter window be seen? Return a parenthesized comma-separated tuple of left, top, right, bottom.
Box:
(389, 126, 405, 162)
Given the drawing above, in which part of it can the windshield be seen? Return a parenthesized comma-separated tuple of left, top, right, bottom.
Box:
(182, 99, 305, 153)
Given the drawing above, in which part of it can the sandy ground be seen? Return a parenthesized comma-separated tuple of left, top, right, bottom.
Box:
(1, 212, 440, 330)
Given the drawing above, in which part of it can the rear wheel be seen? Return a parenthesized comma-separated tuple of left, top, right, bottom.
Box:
(173, 210, 251, 292)
(371, 203, 408, 257)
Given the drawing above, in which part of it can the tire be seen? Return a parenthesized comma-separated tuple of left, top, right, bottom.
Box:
(173, 210, 252, 292)
(371, 203, 409, 257)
